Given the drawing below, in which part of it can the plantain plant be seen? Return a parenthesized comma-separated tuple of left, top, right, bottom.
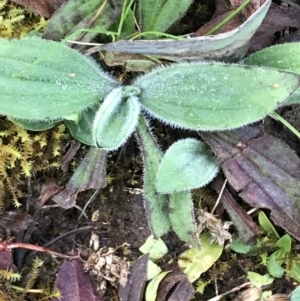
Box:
(0, 37, 300, 247)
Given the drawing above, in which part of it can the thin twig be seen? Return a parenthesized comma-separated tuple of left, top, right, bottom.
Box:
(207, 282, 252, 301)
(75, 0, 109, 41)
(41, 204, 88, 219)
(282, 0, 300, 10)
(0, 239, 79, 260)
(43, 225, 97, 248)
(77, 187, 102, 221)
(211, 179, 227, 214)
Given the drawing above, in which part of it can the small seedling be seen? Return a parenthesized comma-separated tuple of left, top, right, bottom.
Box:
(247, 272, 274, 300)
(231, 211, 300, 283)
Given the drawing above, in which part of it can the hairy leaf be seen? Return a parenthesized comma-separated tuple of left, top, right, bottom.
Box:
(291, 286, 300, 301)
(244, 42, 300, 105)
(156, 138, 219, 193)
(136, 116, 171, 237)
(9, 118, 58, 131)
(0, 38, 119, 121)
(201, 126, 300, 241)
(93, 86, 141, 150)
(134, 62, 300, 130)
(139, 0, 193, 33)
(65, 106, 99, 146)
(43, 0, 123, 41)
(169, 191, 199, 248)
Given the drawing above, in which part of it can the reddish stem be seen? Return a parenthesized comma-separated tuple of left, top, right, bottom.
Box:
(0, 240, 79, 260)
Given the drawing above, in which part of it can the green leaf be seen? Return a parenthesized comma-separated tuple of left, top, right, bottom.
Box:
(156, 138, 219, 193)
(110, 7, 136, 39)
(139, 0, 193, 33)
(244, 42, 300, 105)
(178, 232, 223, 283)
(147, 260, 162, 281)
(135, 62, 300, 130)
(0, 38, 119, 121)
(258, 211, 279, 239)
(276, 234, 292, 253)
(245, 43, 300, 74)
(169, 191, 199, 248)
(267, 249, 285, 278)
(230, 238, 253, 254)
(9, 118, 58, 131)
(290, 260, 300, 283)
(145, 271, 170, 301)
(65, 106, 98, 146)
(291, 286, 300, 301)
(93, 86, 141, 150)
(139, 235, 168, 260)
(136, 116, 171, 237)
(247, 272, 274, 288)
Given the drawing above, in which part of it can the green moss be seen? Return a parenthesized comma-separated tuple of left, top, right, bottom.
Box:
(0, 0, 48, 38)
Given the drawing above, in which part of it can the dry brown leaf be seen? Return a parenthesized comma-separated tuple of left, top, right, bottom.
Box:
(192, 11, 242, 36)
(38, 182, 63, 207)
(156, 263, 195, 301)
(0, 211, 34, 235)
(192, 0, 267, 36)
(231, 0, 266, 17)
(84, 245, 130, 295)
(52, 147, 107, 209)
(10, 0, 66, 18)
(197, 209, 233, 245)
(231, 287, 261, 301)
(249, 3, 300, 52)
(201, 126, 300, 241)
(265, 294, 289, 301)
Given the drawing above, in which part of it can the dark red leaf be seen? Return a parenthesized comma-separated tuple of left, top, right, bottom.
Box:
(201, 126, 300, 241)
(38, 182, 63, 207)
(0, 211, 34, 234)
(156, 264, 195, 301)
(62, 140, 81, 173)
(10, 0, 66, 18)
(52, 257, 103, 301)
(0, 250, 15, 271)
(213, 176, 260, 244)
(118, 254, 148, 301)
(249, 3, 300, 52)
(167, 277, 195, 301)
